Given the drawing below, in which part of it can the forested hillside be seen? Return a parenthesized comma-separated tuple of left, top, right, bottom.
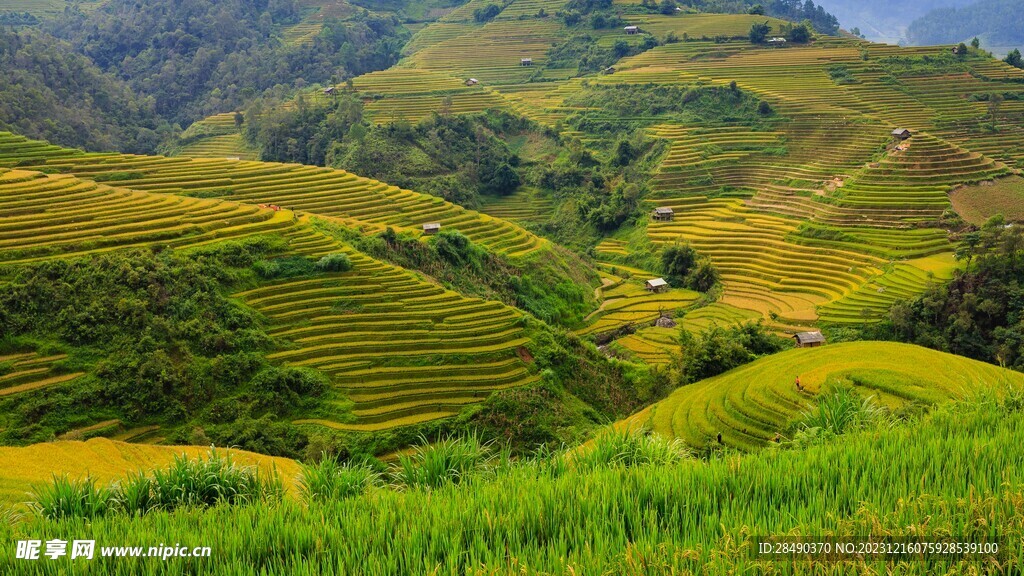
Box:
(43, 0, 409, 123)
(0, 29, 168, 153)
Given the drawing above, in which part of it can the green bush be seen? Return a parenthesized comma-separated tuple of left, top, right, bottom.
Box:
(315, 253, 353, 273)
(576, 429, 688, 469)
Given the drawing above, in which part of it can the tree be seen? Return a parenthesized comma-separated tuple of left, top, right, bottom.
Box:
(613, 40, 630, 57)
(955, 42, 968, 56)
(748, 4, 765, 15)
(788, 24, 811, 43)
(971, 37, 980, 49)
(234, 112, 244, 128)
(1005, 49, 1023, 69)
(473, 4, 502, 22)
(659, 0, 677, 15)
(758, 100, 773, 115)
(749, 22, 771, 44)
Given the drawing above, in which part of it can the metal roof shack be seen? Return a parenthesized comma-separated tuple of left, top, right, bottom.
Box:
(891, 128, 912, 140)
(422, 223, 442, 235)
(645, 278, 669, 293)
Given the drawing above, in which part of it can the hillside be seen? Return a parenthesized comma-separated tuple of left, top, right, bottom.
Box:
(907, 0, 1024, 54)
(0, 132, 669, 458)
(0, 29, 167, 153)
(619, 341, 1024, 449)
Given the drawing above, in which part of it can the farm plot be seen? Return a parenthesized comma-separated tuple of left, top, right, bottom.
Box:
(0, 169, 296, 262)
(0, 132, 546, 258)
(0, 350, 82, 398)
(237, 246, 539, 430)
(951, 176, 1024, 225)
(576, 277, 700, 336)
(402, 18, 565, 84)
(619, 341, 1024, 450)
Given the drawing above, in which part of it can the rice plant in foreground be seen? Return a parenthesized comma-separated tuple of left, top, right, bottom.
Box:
(30, 475, 114, 520)
(299, 457, 380, 503)
(28, 450, 284, 520)
(394, 433, 493, 488)
(575, 429, 689, 469)
(791, 384, 892, 447)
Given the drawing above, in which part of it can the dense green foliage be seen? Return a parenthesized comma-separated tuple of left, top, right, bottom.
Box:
(660, 242, 720, 292)
(564, 84, 772, 134)
(0, 29, 169, 153)
(907, 0, 1024, 47)
(674, 321, 792, 384)
(46, 0, 409, 124)
(0, 238, 336, 454)
(878, 219, 1024, 371)
(244, 93, 365, 167)
(5, 396, 1021, 573)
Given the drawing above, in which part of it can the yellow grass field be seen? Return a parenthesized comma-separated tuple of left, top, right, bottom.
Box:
(950, 175, 1024, 225)
(0, 439, 303, 508)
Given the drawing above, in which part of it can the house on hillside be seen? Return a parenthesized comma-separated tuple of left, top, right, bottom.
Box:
(624, 25, 639, 35)
(521, 58, 533, 66)
(768, 37, 787, 46)
(603, 66, 616, 74)
(793, 331, 826, 348)
(465, 78, 479, 86)
(422, 223, 442, 235)
(891, 128, 912, 140)
(652, 207, 674, 221)
(646, 278, 669, 293)
(323, 87, 336, 96)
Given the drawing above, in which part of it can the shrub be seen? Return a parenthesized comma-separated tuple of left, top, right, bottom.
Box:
(253, 256, 316, 279)
(315, 253, 352, 273)
(300, 458, 380, 502)
(793, 385, 890, 441)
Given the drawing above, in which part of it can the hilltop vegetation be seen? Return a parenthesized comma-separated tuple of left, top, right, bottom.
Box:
(44, 0, 409, 123)
(0, 29, 168, 153)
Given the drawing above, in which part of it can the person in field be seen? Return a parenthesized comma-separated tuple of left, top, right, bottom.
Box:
(795, 375, 803, 392)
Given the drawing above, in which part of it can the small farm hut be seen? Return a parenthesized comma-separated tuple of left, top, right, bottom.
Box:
(793, 331, 826, 348)
(465, 78, 479, 86)
(323, 87, 336, 96)
(624, 26, 639, 35)
(891, 128, 912, 140)
(422, 223, 442, 235)
(646, 278, 669, 293)
(652, 207, 674, 221)
(521, 58, 533, 66)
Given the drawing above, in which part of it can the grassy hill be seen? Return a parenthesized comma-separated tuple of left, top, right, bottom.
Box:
(619, 341, 1024, 450)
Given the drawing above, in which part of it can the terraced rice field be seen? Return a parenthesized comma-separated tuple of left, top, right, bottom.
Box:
(0, 439, 302, 507)
(402, 18, 565, 84)
(478, 186, 553, 225)
(0, 351, 82, 398)
(0, 132, 546, 258)
(0, 0, 101, 17)
(0, 169, 296, 262)
(619, 14, 789, 40)
(237, 233, 539, 430)
(577, 275, 700, 336)
(619, 341, 1024, 450)
(175, 113, 257, 160)
(818, 254, 958, 323)
(0, 164, 547, 431)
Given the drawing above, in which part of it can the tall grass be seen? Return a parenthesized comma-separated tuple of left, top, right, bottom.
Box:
(791, 384, 892, 446)
(4, 397, 1021, 574)
(30, 476, 114, 520)
(575, 429, 689, 469)
(393, 433, 494, 488)
(299, 458, 380, 502)
(29, 450, 283, 520)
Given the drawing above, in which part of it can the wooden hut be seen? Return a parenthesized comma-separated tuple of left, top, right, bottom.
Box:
(422, 223, 442, 235)
(645, 278, 669, 293)
(793, 331, 826, 348)
(652, 207, 674, 221)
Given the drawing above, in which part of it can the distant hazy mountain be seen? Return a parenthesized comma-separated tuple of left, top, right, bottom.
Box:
(813, 0, 974, 43)
(907, 0, 1024, 53)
